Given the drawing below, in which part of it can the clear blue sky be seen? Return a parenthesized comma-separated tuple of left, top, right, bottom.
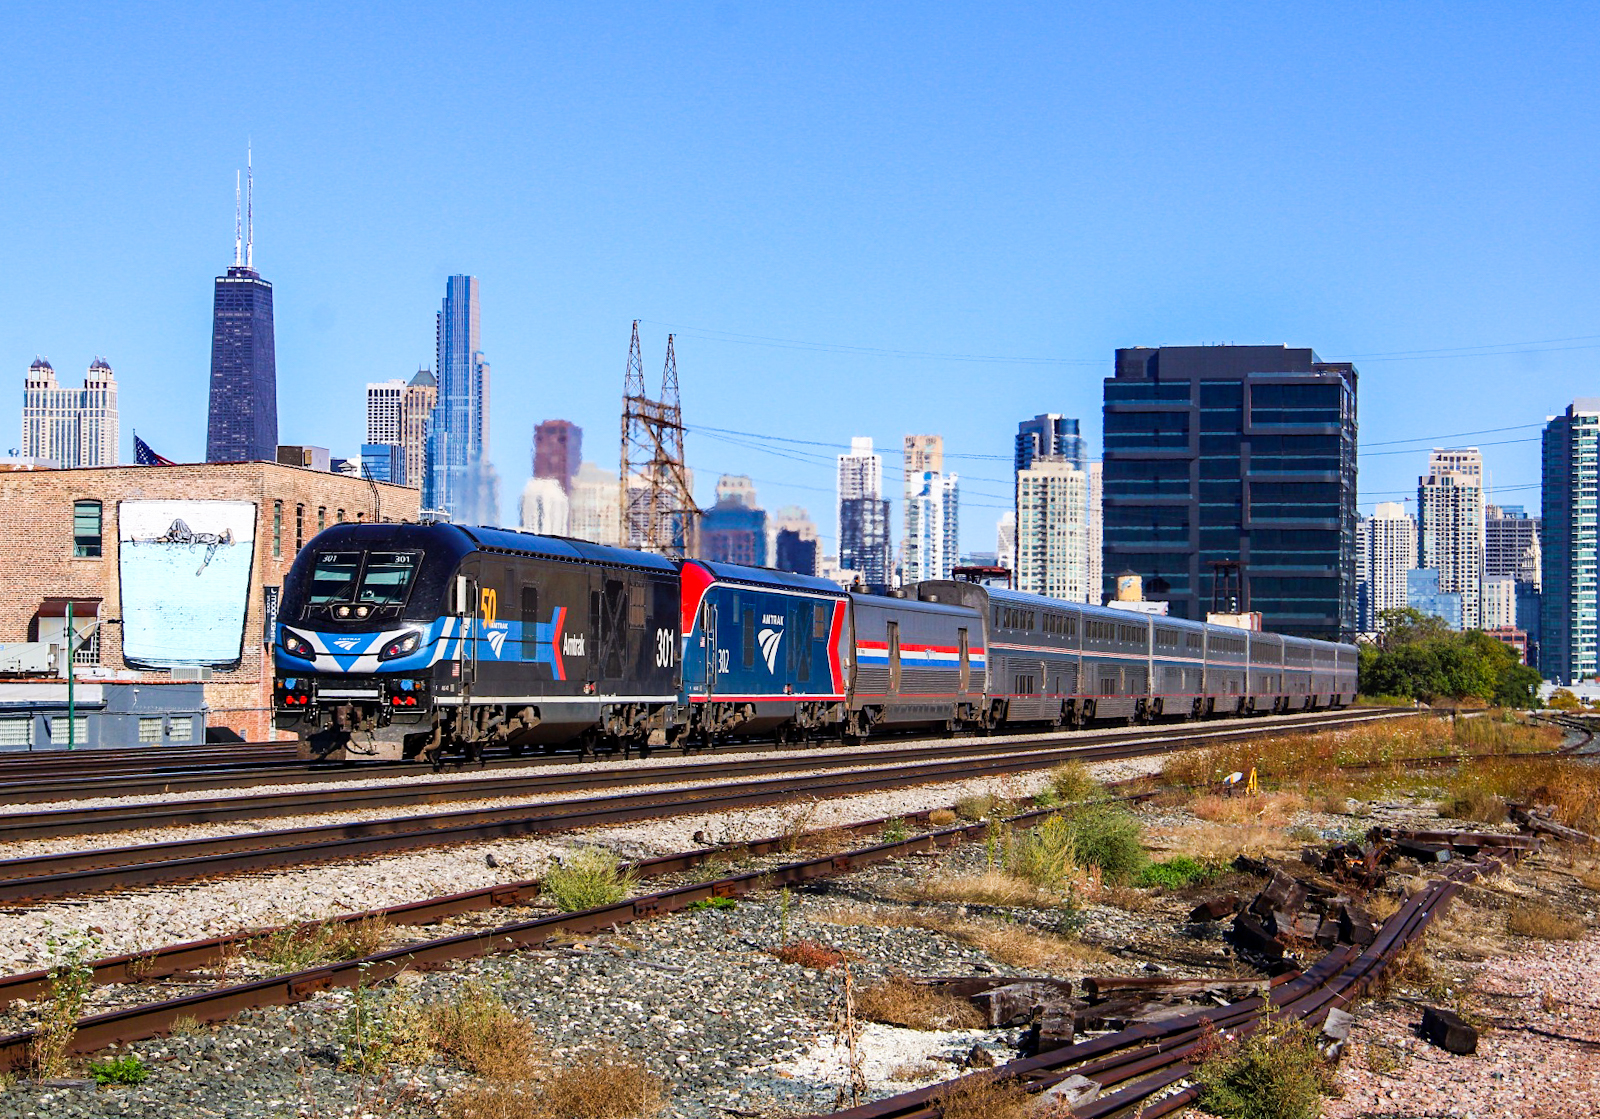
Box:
(3, 3, 1596, 551)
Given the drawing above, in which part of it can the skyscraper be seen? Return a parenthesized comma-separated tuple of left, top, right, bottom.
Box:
(425, 275, 495, 524)
(22, 357, 118, 467)
(366, 380, 404, 445)
(771, 506, 821, 576)
(1541, 400, 1600, 683)
(1356, 501, 1417, 633)
(568, 461, 622, 546)
(534, 420, 582, 493)
(1101, 346, 1358, 639)
(1016, 414, 1087, 473)
(1014, 458, 1100, 602)
(205, 157, 277, 463)
(903, 471, 960, 584)
(838, 437, 890, 585)
(1417, 448, 1485, 630)
(1485, 505, 1541, 586)
(519, 477, 570, 536)
(400, 369, 436, 490)
(701, 474, 768, 567)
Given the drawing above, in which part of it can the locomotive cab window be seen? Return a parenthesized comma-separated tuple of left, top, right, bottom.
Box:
(306, 551, 421, 610)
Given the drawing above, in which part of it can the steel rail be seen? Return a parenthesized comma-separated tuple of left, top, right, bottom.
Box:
(0, 804, 1082, 1071)
(0, 709, 1414, 842)
(0, 707, 1407, 804)
(0, 711, 1413, 903)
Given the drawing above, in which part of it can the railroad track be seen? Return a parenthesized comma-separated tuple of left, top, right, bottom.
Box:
(0, 707, 1413, 842)
(0, 710, 1413, 904)
(0, 790, 1526, 1085)
(0, 741, 303, 785)
(0, 706, 1409, 803)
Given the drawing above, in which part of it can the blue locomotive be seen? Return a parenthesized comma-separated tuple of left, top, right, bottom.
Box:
(272, 523, 1358, 761)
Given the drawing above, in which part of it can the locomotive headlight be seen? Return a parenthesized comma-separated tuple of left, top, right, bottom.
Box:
(282, 630, 314, 658)
(378, 630, 423, 661)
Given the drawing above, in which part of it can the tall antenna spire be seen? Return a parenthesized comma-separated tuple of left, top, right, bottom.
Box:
(233, 170, 242, 266)
(245, 142, 254, 269)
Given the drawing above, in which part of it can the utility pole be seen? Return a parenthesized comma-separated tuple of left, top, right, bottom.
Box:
(620, 322, 698, 557)
(65, 600, 74, 751)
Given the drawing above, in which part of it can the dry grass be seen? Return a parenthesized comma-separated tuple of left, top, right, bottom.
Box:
(856, 974, 985, 1030)
(1437, 785, 1508, 824)
(1163, 715, 1559, 795)
(1505, 903, 1587, 940)
(820, 903, 1113, 969)
(1190, 791, 1306, 827)
(535, 1052, 665, 1119)
(1440, 757, 1600, 834)
(890, 1061, 944, 1082)
(956, 793, 997, 821)
(424, 984, 541, 1080)
(897, 870, 1057, 908)
(931, 1070, 1032, 1119)
(1045, 761, 1101, 803)
(771, 939, 847, 969)
(1097, 884, 1156, 912)
(440, 1054, 664, 1119)
(1149, 822, 1296, 862)
(928, 808, 959, 828)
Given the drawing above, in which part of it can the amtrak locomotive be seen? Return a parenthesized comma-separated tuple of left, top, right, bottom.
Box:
(273, 523, 1359, 762)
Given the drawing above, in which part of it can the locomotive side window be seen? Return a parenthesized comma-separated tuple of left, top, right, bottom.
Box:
(628, 578, 646, 629)
(521, 586, 539, 660)
(814, 602, 829, 640)
(742, 607, 756, 669)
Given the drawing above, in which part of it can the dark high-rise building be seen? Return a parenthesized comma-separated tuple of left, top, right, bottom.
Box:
(206, 158, 277, 463)
(534, 420, 582, 493)
(776, 528, 819, 577)
(1015, 414, 1086, 473)
(839, 497, 892, 586)
(425, 275, 495, 524)
(1102, 346, 1358, 640)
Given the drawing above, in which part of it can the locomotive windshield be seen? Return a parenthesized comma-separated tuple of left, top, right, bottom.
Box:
(306, 550, 421, 607)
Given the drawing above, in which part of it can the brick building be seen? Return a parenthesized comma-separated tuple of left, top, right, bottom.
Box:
(0, 462, 418, 740)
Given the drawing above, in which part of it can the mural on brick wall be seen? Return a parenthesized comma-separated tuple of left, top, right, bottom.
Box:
(118, 501, 258, 669)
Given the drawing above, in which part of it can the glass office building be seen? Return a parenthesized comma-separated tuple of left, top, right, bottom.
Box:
(1540, 400, 1600, 684)
(206, 264, 278, 463)
(1102, 346, 1358, 640)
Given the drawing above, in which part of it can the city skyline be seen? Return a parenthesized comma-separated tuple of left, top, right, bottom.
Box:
(5, 6, 1595, 556)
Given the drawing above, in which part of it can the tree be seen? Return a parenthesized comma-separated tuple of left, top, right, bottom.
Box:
(1548, 688, 1581, 712)
(1358, 617, 1543, 709)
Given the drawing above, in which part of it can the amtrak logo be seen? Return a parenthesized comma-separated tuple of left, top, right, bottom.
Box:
(332, 637, 361, 652)
(757, 627, 783, 673)
(486, 630, 507, 658)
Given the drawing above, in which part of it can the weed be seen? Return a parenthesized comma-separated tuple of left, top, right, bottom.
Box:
(899, 869, 1055, 908)
(1438, 787, 1508, 824)
(439, 1081, 542, 1119)
(930, 1070, 1031, 1119)
(928, 808, 959, 827)
(956, 794, 996, 821)
(855, 974, 984, 1030)
(1505, 903, 1586, 940)
(1195, 1021, 1335, 1119)
(880, 816, 911, 844)
(425, 983, 540, 1079)
(685, 896, 738, 912)
(890, 1061, 944, 1081)
(252, 917, 388, 971)
(87, 1054, 147, 1086)
(1136, 855, 1223, 891)
(772, 939, 846, 970)
(536, 1051, 665, 1118)
(544, 848, 639, 913)
(820, 903, 1106, 968)
(1065, 803, 1147, 884)
(168, 1015, 202, 1035)
(1047, 761, 1101, 804)
(1005, 817, 1079, 890)
(1362, 1039, 1408, 1076)
(32, 926, 100, 1079)
(779, 886, 792, 942)
(1192, 792, 1307, 827)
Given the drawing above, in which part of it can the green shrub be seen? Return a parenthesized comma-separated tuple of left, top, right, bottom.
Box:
(1005, 817, 1077, 889)
(1048, 762, 1101, 804)
(880, 816, 911, 843)
(685, 896, 737, 911)
(1136, 856, 1221, 890)
(1065, 803, 1147, 884)
(88, 1054, 148, 1086)
(543, 848, 638, 913)
(1196, 1022, 1334, 1119)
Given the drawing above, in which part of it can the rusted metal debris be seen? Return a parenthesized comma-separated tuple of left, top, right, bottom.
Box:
(1509, 803, 1600, 847)
(1422, 1005, 1479, 1055)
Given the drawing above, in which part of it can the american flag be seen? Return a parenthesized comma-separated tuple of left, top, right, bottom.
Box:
(133, 434, 176, 466)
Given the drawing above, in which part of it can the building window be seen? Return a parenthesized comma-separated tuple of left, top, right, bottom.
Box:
(273, 501, 283, 558)
(0, 719, 32, 748)
(138, 716, 163, 743)
(72, 500, 102, 558)
(48, 716, 88, 742)
(73, 628, 99, 667)
(295, 505, 305, 552)
(337, 509, 345, 522)
(167, 716, 194, 740)
(318, 507, 326, 532)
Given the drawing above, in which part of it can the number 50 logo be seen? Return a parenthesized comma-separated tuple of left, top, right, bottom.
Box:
(479, 588, 498, 626)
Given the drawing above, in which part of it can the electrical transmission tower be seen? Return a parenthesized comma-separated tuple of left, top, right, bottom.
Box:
(621, 322, 698, 557)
